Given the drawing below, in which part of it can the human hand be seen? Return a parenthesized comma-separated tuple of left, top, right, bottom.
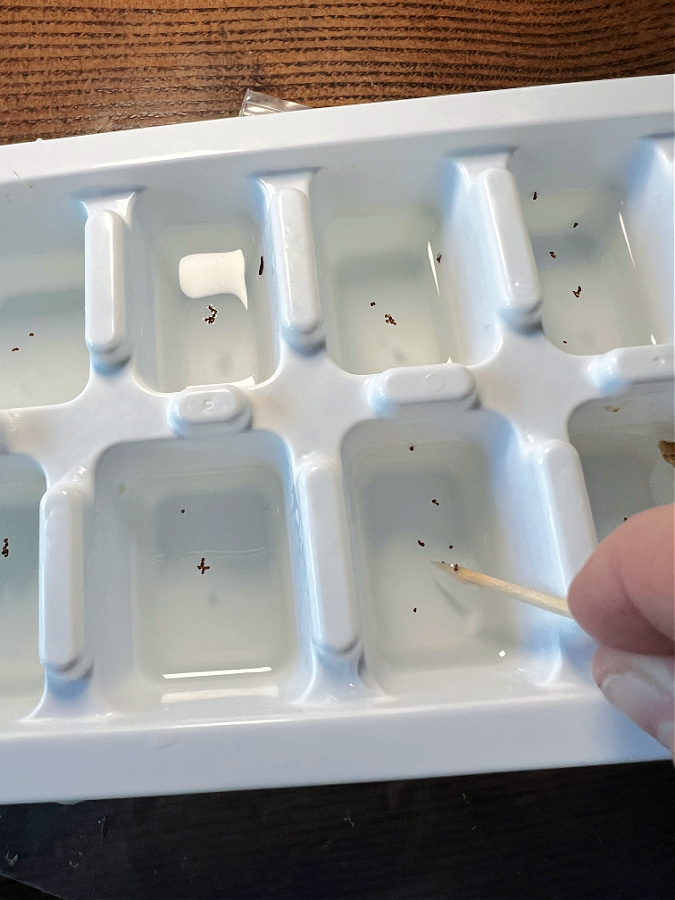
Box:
(568, 504, 674, 756)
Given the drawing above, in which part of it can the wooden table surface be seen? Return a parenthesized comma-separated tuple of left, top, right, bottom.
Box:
(1, 0, 673, 143)
(0, 3, 674, 898)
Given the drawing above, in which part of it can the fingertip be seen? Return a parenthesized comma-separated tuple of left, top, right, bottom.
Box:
(568, 505, 675, 655)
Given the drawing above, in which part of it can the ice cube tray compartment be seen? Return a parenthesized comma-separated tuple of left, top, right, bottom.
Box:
(512, 135, 674, 355)
(131, 187, 276, 393)
(88, 431, 303, 712)
(342, 412, 562, 699)
(0, 455, 45, 710)
(0, 75, 672, 801)
(317, 207, 448, 374)
(0, 188, 88, 409)
(568, 384, 675, 542)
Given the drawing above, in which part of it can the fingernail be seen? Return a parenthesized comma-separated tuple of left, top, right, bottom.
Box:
(592, 646, 674, 755)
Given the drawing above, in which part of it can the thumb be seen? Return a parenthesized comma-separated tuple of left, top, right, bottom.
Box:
(568, 504, 674, 754)
(591, 647, 674, 755)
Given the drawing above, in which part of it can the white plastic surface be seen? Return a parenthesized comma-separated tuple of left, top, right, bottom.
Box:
(0, 75, 673, 803)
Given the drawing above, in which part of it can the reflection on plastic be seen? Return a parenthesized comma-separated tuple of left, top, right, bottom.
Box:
(163, 666, 272, 679)
(179, 250, 248, 308)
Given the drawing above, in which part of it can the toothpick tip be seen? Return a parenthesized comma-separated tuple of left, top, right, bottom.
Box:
(433, 560, 459, 573)
(431, 560, 571, 618)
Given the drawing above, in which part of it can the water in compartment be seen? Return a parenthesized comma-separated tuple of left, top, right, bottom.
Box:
(91, 432, 298, 704)
(513, 133, 673, 356)
(133, 189, 275, 393)
(343, 413, 560, 694)
(0, 186, 88, 409)
(317, 209, 452, 375)
(569, 387, 675, 541)
(0, 455, 45, 705)
(522, 188, 658, 354)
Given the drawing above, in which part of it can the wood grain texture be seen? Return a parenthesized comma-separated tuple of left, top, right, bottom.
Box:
(1, 0, 673, 143)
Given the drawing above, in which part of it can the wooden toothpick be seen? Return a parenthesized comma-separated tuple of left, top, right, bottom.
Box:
(432, 562, 572, 618)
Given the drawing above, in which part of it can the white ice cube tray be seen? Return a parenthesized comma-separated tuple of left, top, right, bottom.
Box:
(0, 75, 673, 803)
